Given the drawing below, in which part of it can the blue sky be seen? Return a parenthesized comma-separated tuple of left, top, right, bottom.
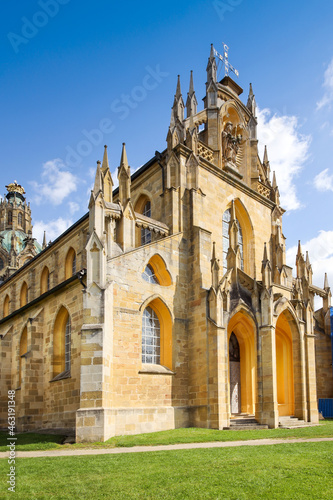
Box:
(1, 0, 333, 291)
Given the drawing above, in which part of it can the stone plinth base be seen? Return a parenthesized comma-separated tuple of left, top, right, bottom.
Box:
(76, 406, 188, 442)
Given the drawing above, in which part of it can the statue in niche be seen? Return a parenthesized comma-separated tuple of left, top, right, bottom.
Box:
(222, 122, 242, 167)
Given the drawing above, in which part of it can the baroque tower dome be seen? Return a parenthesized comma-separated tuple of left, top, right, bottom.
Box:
(0, 181, 42, 282)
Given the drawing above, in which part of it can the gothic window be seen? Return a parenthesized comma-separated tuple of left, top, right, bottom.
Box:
(3, 295, 9, 317)
(0, 258, 4, 270)
(222, 208, 244, 273)
(20, 282, 28, 307)
(65, 247, 76, 279)
(41, 266, 50, 294)
(142, 264, 159, 284)
(65, 317, 71, 372)
(141, 200, 152, 245)
(142, 306, 160, 364)
(18, 212, 23, 227)
(53, 307, 71, 378)
(8, 211, 12, 225)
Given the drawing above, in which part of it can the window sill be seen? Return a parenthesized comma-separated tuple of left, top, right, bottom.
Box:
(50, 370, 71, 382)
(139, 364, 174, 375)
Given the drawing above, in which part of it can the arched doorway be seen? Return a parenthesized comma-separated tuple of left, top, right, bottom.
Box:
(229, 332, 241, 413)
(275, 313, 295, 416)
(228, 311, 257, 415)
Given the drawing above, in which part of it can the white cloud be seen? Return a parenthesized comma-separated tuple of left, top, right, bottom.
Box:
(317, 58, 333, 110)
(30, 159, 79, 205)
(313, 168, 333, 192)
(33, 217, 73, 245)
(68, 201, 80, 215)
(286, 230, 333, 303)
(257, 108, 311, 211)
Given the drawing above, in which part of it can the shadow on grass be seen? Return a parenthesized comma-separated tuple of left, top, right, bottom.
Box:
(0, 431, 65, 451)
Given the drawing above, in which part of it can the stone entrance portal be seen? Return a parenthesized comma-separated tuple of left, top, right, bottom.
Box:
(229, 332, 241, 414)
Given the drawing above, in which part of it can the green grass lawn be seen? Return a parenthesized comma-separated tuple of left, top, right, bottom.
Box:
(0, 420, 332, 451)
(0, 441, 332, 499)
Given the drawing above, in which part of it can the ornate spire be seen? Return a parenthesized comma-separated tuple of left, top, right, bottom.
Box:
(101, 145, 109, 173)
(206, 44, 217, 84)
(93, 161, 103, 197)
(186, 70, 198, 118)
(118, 143, 131, 205)
(246, 83, 256, 116)
(261, 242, 271, 289)
(229, 200, 239, 251)
(211, 241, 220, 290)
(263, 145, 270, 182)
(172, 75, 185, 123)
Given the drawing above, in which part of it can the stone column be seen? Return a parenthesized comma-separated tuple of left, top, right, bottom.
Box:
(258, 325, 279, 428)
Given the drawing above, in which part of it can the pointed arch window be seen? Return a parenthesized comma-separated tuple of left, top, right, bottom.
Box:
(20, 281, 28, 307)
(0, 258, 4, 271)
(8, 211, 12, 225)
(141, 200, 152, 245)
(41, 266, 50, 294)
(18, 212, 23, 227)
(53, 307, 71, 378)
(65, 247, 76, 279)
(142, 264, 159, 284)
(142, 306, 160, 364)
(222, 208, 244, 273)
(3, 294, 10, 318)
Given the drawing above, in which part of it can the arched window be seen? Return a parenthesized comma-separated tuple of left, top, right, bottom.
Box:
(134, 195, 152, 247)
(40, 266, 50, 294)
(141, 298, 173, 369)
(18, 212, 23, 227)
(8, 211, 12, 225)
(142, 255, 172, 286)
(142, 264, 159, 284)
(3, 294, 10, 317)
(142, 306, 160, 364)
(0, 258, 4, 270)
(19, 327, 28, 387)
(65, 247, 76, 279)
(222, 208, 244, 273)
(53, 307, 71, 377)
(141, 201, 152, 245)
(20, 281, 28, 307)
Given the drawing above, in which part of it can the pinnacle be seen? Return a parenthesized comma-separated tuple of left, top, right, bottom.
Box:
(249, 82, 254, 97)
(272, 171, 277, 188)
(210, 43, 214, 59)
(176, 75, 181, 98)
(263, 242, 268, 262)
(93, 160, 102, 195)
(263, 145, 268, 164)
(101, 145, 109, 173)
(120, 142, 128, 169)
(189, 70, 194, 94)
(324, 273, 330, 290)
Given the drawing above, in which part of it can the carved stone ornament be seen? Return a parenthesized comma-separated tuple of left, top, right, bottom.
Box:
(222, 122, 242, 168)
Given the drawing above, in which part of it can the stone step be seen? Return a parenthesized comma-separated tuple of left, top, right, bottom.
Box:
(278, 416, 319, 429)
(224, 424, 269, 431)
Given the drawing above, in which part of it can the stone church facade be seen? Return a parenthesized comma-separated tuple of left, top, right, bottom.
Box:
(0, 46, 332, 442)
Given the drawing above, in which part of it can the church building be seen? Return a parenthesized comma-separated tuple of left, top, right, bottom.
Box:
(0, 45, 332, 442)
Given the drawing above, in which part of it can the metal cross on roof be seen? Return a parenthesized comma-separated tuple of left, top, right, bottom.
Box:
(214, 43, 239, 78)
